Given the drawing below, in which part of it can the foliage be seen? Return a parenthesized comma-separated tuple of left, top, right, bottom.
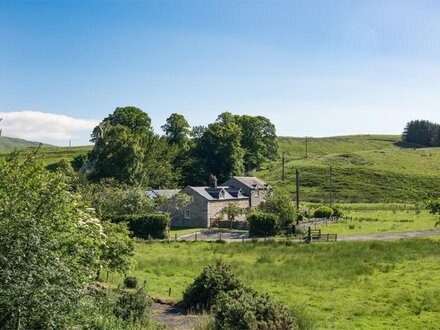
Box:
(162, 113, 191, 147)
(216, 112, 278, 172)
(113, 288, 152, 324)
(75, 292, 138, 330)
(80, 180, 155, 218)
(259, 194, 296, 227)
(111, 213, 170, 239)
(184, 260, 294, 329)
(221, 202, 244, 221)
(89, 107, 177, 187)
(426, 198, 440, 214)
(402, 119, 440, 147)
(313, 206, 334, 218)
(91, 106, 152, 141)
(426, 198, 440, 226)
(0, 150, 103, 328)
(162, 113, 192, 185)
(330, 205, 343, 218)
(100, 221, 135, 276)
(124, 276, 139, 289)
(214, 288, 294, 330)
(248, 211, 278, 237)
(71, 153, 88, 171)
(183, 260, 243, 309)
(194, 121, 245, 183)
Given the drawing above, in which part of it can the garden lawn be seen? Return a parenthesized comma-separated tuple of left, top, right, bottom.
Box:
(108, 239, 440, 329)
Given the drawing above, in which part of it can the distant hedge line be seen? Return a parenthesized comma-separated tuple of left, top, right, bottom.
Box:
(109, 213, 169, 239)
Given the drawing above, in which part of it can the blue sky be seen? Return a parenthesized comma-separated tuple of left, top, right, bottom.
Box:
(1, 1, 440, 145)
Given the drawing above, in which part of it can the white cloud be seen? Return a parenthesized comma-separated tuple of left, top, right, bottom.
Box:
(0, 111, 98, 145)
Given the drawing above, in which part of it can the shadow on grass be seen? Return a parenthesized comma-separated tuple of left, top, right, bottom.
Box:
(394, 141, 428, 149)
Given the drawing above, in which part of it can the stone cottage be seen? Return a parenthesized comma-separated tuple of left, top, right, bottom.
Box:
(170, 175, 272, 228)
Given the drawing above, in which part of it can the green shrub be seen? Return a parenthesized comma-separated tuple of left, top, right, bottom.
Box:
(313, 206, 334, 219)
(183, 260, 243, 309)
(124, 276, 138, 289)
(259, 194, 296, 227)
(111, 213, 169, 239)
(213, 288, 294, 330)
(248, 212, 278, 237)
(113, 288, 152, 323)
(331, 205, 343, 218)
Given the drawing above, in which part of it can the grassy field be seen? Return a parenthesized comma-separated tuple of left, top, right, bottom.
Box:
(306, 203, 439, 236)
(108, 239, 440, 329)
(257, 135, 440, 203)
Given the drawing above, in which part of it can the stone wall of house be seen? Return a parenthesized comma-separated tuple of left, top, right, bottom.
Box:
(250, 189, 271, 208)
(170, 189, 209, 228)
(207, 199, 249, 227)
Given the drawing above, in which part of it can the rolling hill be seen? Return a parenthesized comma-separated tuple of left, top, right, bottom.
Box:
(256, 135, 440, 203)
(0, 136, 48, 149)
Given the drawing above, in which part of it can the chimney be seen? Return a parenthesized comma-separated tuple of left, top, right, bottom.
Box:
(209, 175, 218, 188)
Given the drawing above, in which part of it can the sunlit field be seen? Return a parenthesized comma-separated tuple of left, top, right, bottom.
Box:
(107, 239, 440, 329)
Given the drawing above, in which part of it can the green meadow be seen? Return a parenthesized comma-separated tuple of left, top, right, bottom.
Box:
(107, 239, 440, 329)
(307, 203, 439, 236)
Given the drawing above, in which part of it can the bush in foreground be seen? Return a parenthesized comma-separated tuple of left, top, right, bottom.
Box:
(113, 288, 152, 323)
(214, 288, 294, 330)
(183, 260, 242, 309)
(184, 261, 299, 330)
(248, 211, 278, 237)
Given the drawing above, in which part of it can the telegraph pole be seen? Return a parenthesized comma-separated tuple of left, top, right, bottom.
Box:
(296, 169, 300, 209)
(305, 136, 308, 159)
(329, 166, 333, 206)
(281, 152, 285, 181)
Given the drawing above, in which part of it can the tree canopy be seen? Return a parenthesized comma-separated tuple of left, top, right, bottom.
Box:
(89, 107, 177, 187)
(402, 120, 440, 147)
(216, 112, 278, 172)
(84, 107, 278, 187)
(162, 113, 191, 147)
(196, 121, 245, 184)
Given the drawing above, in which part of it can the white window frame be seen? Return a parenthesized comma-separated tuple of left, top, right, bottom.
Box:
(184, 209, 191, 219)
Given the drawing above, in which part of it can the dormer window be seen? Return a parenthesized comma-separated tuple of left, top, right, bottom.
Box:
(219, 189, 225, 199)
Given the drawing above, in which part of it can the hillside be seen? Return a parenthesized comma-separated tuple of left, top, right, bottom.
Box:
(0, 143, 92, 169)
(0, 136, 48, 149)
(256, 135, 440, 203)
(3, 134, 440, 203)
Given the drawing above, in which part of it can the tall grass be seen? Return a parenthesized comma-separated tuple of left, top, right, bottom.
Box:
(108, 239, 440, 329)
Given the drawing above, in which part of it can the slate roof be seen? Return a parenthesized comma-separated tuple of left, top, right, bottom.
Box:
(187, 186, 249, 201)
(223, 176, 270, 189)
(147, 189, 181, 199)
